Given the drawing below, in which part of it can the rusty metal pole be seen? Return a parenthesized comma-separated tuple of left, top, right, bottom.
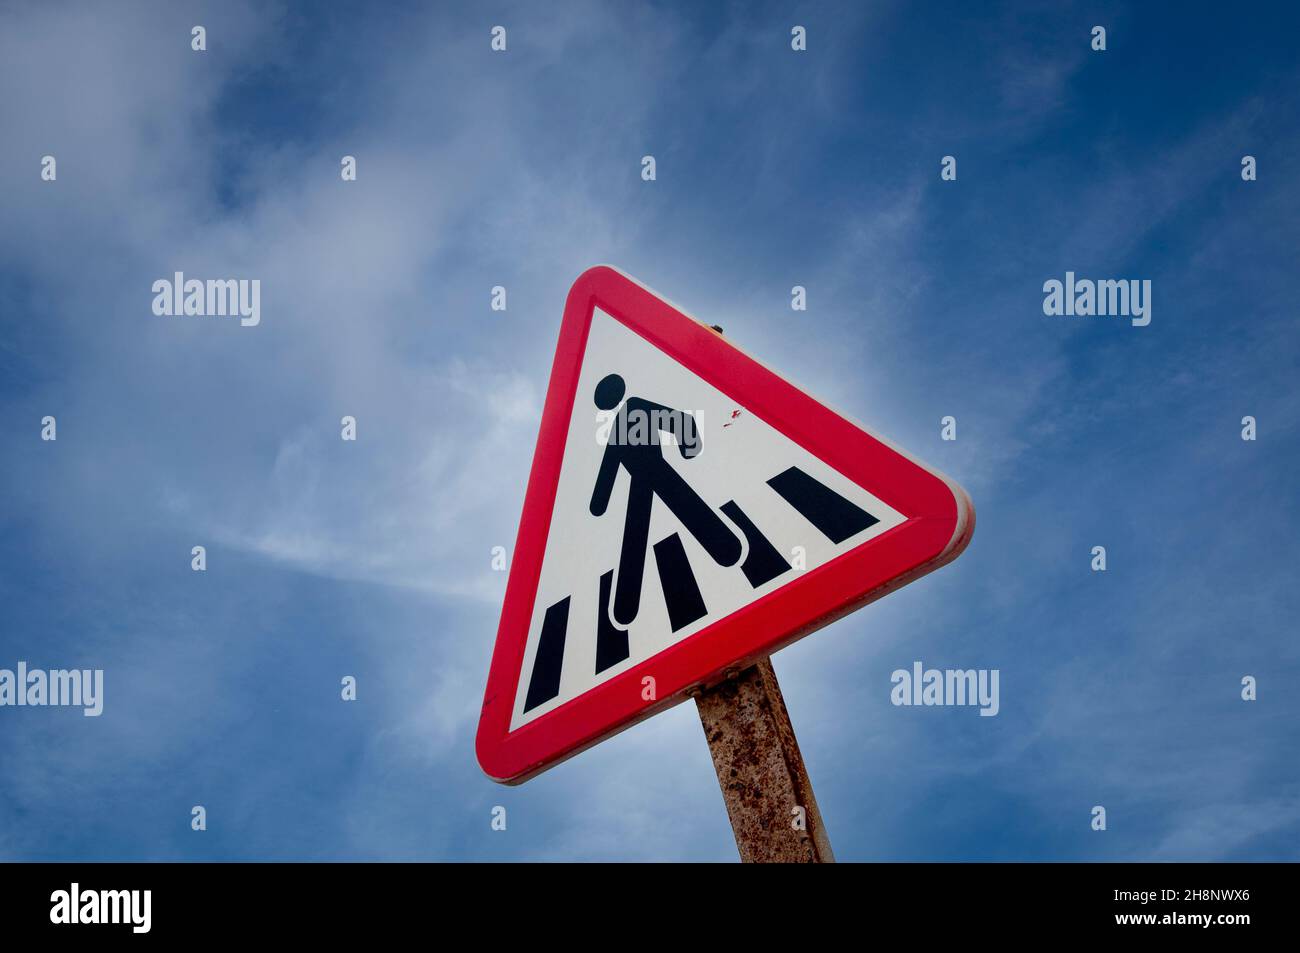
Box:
(693, 658, 835, 862)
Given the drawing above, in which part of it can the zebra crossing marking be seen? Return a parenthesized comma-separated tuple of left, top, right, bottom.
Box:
(719, 499, 791, 588)
(767, 465, 880, 543)
(521, 465, 883, 711)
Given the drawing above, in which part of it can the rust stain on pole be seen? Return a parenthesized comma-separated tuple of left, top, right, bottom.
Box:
(694, 658, 834, 863)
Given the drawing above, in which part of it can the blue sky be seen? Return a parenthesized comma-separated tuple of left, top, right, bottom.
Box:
(1, 0, 1297, 861)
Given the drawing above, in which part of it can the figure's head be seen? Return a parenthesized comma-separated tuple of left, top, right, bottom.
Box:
(594, 373, 626, 410)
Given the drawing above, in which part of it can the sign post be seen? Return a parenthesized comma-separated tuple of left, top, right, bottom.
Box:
(694, 659, 833, 862)
(692, 320, 831, 862)
(476, 267, 973, 861)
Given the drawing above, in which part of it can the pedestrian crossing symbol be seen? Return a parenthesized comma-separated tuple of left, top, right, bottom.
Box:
(477, 267, 974, 783)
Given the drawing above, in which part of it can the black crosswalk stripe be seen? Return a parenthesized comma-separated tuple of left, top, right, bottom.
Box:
(766, 465, 878, 543)
(720, 499, 792, 587)
(653, 533, 709, 631)
(523, 596, 569, 712)
(594, 569, 629, 674)
(522, 467, 878, 711)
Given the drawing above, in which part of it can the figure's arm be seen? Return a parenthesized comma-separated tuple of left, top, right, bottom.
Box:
(589, 446, 620, 516)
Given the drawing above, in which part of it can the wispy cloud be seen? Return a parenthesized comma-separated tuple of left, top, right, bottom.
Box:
(1, 0, 1297, 861)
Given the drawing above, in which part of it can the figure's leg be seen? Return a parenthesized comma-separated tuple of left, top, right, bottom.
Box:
(651, 461, 741, 567)
(613, 478, 655, 627)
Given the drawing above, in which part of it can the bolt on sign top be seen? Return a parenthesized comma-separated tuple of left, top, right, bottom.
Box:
(477, 267, 974, 783)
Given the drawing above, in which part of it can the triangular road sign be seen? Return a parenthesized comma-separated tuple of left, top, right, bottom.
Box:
(477, 267, 974, 783)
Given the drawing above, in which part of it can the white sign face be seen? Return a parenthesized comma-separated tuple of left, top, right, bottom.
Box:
(510, 307, 906, 729)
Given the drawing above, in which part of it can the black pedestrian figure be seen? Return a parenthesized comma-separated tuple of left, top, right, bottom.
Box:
(589, 373, 741, 627)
